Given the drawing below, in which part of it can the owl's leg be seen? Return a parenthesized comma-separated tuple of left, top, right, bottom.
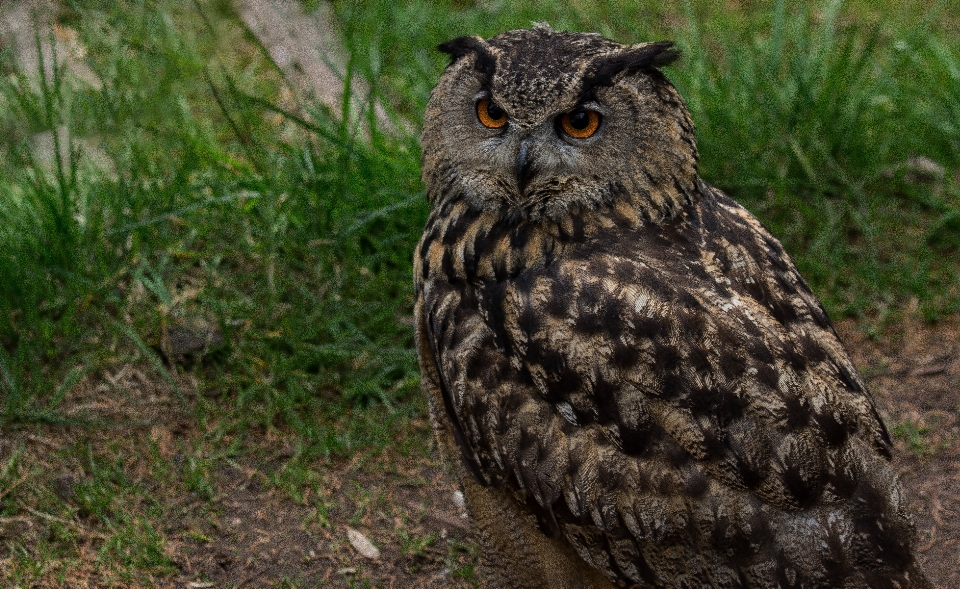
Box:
(458, 468, 617, 589)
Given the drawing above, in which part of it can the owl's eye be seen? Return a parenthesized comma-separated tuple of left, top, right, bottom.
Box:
(476, 98, 508, 129)
(558, 109, 601, 139)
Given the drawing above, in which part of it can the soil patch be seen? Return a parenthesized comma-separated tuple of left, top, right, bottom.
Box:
(2, 316, 958, 588)
(837, 317, 960, 588)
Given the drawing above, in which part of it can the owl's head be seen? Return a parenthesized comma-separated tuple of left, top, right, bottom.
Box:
(420, 24, 700, 223)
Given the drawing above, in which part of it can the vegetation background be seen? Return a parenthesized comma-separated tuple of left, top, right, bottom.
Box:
(0, 0, 958, 587)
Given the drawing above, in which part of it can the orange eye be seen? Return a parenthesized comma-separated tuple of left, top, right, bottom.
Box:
(558, 109, 601, 139)
(476, 98, 508, 129)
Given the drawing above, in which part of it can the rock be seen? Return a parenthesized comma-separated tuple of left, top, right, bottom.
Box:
(53, 473, 75, 501)
(161, 318, 225, 361)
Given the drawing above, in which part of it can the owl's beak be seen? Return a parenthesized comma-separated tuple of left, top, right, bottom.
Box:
(516, 139, 534, 192)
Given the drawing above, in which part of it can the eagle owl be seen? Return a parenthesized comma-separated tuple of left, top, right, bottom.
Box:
(414, 24, 930, 589)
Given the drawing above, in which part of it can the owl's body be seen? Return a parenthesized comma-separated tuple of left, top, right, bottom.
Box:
(415, 25, 930, 588)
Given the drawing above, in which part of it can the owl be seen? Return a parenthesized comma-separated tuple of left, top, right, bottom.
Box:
(414, 24, 931, 589)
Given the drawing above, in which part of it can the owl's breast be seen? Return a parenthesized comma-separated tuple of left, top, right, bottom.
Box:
(418, 184, 701, 288)
(416, 197, 602, 286)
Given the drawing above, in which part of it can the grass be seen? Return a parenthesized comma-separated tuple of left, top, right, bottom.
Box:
(893, 419, 936, 458)
(336, 0, 960, 319)
(0, 0, 958, 585)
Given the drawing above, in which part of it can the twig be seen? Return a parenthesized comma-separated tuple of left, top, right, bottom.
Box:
(405, 499, 470, 531)
(20, 504, 109, 540)
(24, 433, 60, 450)
(918, 532, 937, 552)
(910, 361, 953, 377)
(0, 473, 30, 501)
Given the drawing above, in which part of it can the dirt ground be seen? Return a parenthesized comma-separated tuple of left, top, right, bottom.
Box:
(0, 369, 479, 588)
(836, 317, 960, 588)
(0, 314, 957, 588)
(166, 442, 476, 588)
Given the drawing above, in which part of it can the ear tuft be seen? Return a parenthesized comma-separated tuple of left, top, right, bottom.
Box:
(437, 35, 496, 77)
(582, 41, 680, 90)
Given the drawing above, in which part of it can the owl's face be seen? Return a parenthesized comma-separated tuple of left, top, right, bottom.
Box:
(421, 25, 700, 222)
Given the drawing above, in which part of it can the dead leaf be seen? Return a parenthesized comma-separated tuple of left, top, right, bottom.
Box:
(346, 527, 380, 559)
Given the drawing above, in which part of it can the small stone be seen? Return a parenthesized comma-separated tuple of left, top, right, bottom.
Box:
(904, 155, 945, 182)
(54, 473, 75, 501)
(163, 319, 225, 359)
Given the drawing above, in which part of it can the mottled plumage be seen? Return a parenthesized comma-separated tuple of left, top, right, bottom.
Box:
(415, 24, 930, 589)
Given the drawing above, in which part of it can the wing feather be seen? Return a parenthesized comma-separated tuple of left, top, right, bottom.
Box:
(419, 186, 917, 587)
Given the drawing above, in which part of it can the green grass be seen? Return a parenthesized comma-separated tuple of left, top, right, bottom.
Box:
(0, 0, 958, 584)
(892, 419, 935, 458)
(0, 0, 426, 434)
(336, 0, 960, 319)
(674, 1, 960, 318)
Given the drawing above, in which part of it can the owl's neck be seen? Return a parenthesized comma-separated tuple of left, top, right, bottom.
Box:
(416, 179, 706, 286)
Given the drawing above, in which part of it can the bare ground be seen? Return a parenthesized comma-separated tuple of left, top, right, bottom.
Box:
(0, 315, 956, 588)
(0, 360, 478, 588)
(837, 317, 960, 588)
